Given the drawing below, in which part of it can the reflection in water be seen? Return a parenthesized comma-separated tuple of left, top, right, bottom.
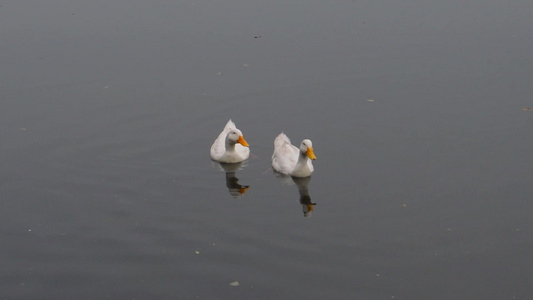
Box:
(273, 173, 317, 217)
(292, 176, 317, 217)
(213, 162, 249, 197)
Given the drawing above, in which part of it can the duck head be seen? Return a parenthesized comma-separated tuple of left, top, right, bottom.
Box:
(300, 139, 316, 160)
(227, 129, 249, 147)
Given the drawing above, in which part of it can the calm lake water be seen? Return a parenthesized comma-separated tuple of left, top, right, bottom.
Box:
(1, 1, 532, 299)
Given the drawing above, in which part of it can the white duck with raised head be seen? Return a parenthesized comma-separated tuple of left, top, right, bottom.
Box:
(271, 133, 316, 177)
(210, 120, 250, 163)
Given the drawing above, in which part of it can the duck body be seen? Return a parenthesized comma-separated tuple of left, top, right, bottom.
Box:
(271, 133, 316, 177)
(210, 120, 250, 163)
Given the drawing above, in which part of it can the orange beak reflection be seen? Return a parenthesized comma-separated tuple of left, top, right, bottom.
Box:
(237, 135, 249, 147)
(306, 147, 316, 160)
(239, 186, 250, 195)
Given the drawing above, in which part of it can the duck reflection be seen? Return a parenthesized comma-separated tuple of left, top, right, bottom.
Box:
(213, 161, 250, 197)
(291, 176, 317, 217)
(273, 173, 317, 217)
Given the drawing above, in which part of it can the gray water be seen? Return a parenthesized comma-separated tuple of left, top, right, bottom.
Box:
(1, 1, 532, 299)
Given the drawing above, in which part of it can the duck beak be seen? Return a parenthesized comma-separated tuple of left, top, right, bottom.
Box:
(306, 147, 316, 160)
(237, 135, 249, 147)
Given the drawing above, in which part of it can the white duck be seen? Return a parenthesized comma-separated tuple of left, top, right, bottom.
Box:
(210, 120, 250, 163)
(271, 133, 316, 177)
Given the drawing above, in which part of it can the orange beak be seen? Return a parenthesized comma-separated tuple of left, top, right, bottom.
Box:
(237, 135, 249, 147)
(306, 147, 316, 160)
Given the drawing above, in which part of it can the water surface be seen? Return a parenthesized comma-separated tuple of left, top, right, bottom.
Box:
(1, 0, 532, 299)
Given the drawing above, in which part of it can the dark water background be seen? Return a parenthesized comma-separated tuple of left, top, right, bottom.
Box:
(1, 1, 532, 299)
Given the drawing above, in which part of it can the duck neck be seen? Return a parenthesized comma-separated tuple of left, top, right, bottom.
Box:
(295, 152, 308, 169)
(225, 138, 236, 152)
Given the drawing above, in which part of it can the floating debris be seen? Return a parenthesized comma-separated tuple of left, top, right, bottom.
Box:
(194, 250, 200, 255)
(522, 107, 531, 111)
(367, 99, 375, 102)
(229, 281, 240, 287)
